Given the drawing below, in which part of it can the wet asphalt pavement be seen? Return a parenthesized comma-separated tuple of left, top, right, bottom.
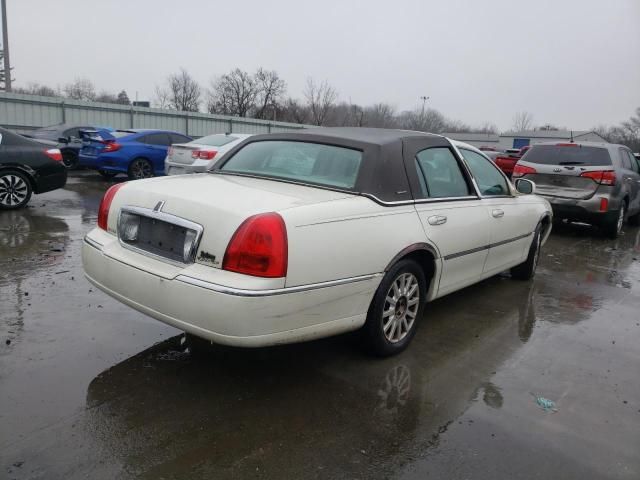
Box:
(1, 172, 639, 480)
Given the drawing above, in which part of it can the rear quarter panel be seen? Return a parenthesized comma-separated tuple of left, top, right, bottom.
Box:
(281, 197, 431, 287)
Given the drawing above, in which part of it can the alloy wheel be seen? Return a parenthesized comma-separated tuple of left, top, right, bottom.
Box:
(382, 273, 420, 343)
(0, 174, 29, 207)
(130, 160, 153, 179)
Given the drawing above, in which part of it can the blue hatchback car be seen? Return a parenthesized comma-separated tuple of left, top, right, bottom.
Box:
(78, 129, 192, 180)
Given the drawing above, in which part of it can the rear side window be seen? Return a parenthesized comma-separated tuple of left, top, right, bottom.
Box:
(142, 133, 171, 146)
(220, 140, 362, 189)
(192, 134, 236, 147)
(522, 145, 612, 166)
(415, 147, 470, 198)
(170, 133, 191, 144)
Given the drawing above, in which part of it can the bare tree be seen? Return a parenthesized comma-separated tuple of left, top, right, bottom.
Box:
(208, 68, 258, 117)
(399, 107, 447, 133)
(95, 91, 118, 103)
(512, 111, 534, 132)
(153, 85, 171, 109)
(13, 82, 60, 97)
(304, 78, 337, 126)
(281, 98, 309, 124)
(116, 90, 131, 105)
(363, 103, 397, 128)
(166, 69, 201, 112)
(254, 68, 286, 120)
(64, 78, 96, 101)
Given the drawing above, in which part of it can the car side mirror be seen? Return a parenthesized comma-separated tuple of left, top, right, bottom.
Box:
(58, 137, 69, 144)
(515, 178, 536, 195)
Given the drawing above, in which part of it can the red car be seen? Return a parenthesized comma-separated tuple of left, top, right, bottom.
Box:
(494, 146, 530, 177)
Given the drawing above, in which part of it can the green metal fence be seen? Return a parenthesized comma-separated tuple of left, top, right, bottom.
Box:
(0, 92, 309, 136)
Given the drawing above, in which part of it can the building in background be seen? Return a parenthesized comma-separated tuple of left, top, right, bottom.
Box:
(444, 130, 608, 151)
(497, 130, 607, 150)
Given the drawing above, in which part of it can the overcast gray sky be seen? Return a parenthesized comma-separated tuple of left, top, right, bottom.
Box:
(6, 0, 640, 130)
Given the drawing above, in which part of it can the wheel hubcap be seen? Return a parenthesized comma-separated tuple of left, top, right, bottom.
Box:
(0, 174, 28, 206)
(132, 161, 152, 179)
(383, 273, 420, 343)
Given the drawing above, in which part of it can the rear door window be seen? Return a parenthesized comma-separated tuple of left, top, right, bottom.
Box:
(414, 147, 471, 198)
(522, 145, 612, 166)
(620, 149, 633, 170)
(143, 133, 172, 146)
(626, 150, 639, 173)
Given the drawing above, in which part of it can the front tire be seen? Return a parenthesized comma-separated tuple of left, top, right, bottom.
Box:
(128, 158, 154, 180)
(362, 259, 427, 356)
(0, 170, 33, 210)
(98, 169, 118, 179)
(602, 204, 625, 239)
(511, 225, 542, 280)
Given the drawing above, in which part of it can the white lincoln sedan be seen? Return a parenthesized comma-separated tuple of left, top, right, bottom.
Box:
(82, 128, 552, 356)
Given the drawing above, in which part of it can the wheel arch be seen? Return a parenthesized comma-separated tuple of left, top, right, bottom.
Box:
(384, 243, 441, 300)
(0, 165, 37, 193)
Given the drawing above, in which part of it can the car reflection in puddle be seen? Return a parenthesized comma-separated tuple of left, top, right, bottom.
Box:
(79, 279, 552, 479)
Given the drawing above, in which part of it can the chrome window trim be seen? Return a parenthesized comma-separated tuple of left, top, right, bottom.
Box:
(361, 193, 480, 206)
(117, 206, 204, 265)
(175, 273, 382, 297)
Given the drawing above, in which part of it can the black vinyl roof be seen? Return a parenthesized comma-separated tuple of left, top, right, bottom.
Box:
(285, 127, 441, 146)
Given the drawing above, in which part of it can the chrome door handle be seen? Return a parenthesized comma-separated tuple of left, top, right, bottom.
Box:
(427, 215, 447, 226)
(492, 209, 505, 218)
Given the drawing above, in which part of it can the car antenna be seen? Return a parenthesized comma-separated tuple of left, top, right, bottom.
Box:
(570, 130, 574, 143)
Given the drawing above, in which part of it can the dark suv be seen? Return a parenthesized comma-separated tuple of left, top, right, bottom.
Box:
(513, 142, 640, 238)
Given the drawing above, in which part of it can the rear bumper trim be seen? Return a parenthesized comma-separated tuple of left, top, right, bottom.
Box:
(175, 273, 382, 297)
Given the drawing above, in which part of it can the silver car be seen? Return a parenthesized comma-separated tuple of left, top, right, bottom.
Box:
(513, 141, 640, 238)
(165, 133, 252, 175)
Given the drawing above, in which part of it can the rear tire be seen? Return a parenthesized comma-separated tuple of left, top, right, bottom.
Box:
(0, 170, 33, 210)
(62, 152, 78, 169)
(98, 169, 118, 179)
(511, 224, 542, 280)
(602, 204, 625, 239)
(128, 158, 154, 180)
(362, 259, 427, 357)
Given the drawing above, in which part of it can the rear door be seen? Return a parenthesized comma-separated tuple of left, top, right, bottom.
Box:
(516, 144, 613, 200)
(458, 147, 534, 276)
(140, 133, 172, 171)
(620, 148, 640, 214)
(403, 138, 490, 296)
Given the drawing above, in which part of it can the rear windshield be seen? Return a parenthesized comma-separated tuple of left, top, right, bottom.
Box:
(31, 128, 61, 140)
(192, 134, 236, 147)
(219, 140, 362, 189)
(112, 131, 136, 138)
(522, 145, 612, 166)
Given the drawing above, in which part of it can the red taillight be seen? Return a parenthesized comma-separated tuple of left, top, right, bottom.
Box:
(45, 148, 63, 162)
(102, 141, 121, 153)
(191, 149, 217, 160)
(97, 183, 126, 231)
(222, 213, 288, 278)
(580, 170, 616, 186)
(512, 164, 537, 178)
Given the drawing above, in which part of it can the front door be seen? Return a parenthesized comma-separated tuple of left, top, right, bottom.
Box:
(457, 147, 535, 276)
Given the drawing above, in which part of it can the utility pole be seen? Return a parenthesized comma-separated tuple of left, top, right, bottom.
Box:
(419, 96, 429, 117)
(1, 0, 11, 92)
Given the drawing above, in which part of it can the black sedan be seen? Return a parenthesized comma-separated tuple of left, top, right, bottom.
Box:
(28, 123, 111, 169)
(0, 127, 67, 209)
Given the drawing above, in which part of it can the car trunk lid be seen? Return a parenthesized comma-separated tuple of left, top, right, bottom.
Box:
(109, 173, 353, 270)
(167, 144, 200, 165)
